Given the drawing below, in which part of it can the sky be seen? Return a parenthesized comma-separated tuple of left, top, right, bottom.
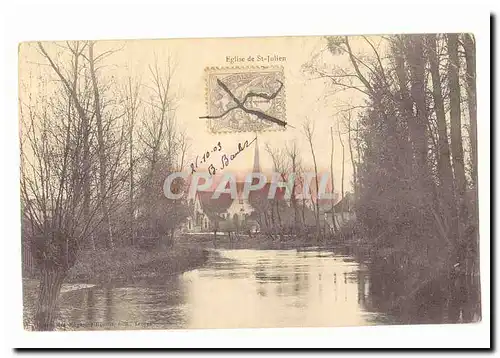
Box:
(19, 35, 380, 193)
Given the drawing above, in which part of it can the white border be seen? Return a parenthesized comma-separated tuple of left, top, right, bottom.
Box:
(2, 0, 492, 350)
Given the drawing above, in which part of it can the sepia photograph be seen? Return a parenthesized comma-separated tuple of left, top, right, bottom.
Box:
(17, 32, 483, 334)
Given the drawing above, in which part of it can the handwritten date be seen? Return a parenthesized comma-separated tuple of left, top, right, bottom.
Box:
(190, 141, 222, 174)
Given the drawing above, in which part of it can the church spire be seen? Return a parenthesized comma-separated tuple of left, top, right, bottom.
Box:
(252, 134, 261, 173)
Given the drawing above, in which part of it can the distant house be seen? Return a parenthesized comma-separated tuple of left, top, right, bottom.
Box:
(184, 139, 266, 234)
(183, 138, 352, 234)
(185, 188, 257, 233)
(322, 192, 356, 229)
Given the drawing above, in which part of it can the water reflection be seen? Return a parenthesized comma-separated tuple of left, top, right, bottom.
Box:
(364, 257, 480, 325)
(49, 249, 394, 330)
(37, 248, 479, 330)
(57, 275, 188, 330)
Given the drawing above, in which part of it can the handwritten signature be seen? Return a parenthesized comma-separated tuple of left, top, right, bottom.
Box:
(189, 137, 257, 177)
(219, 136, 257, 173)
(190, 141, 222, 174)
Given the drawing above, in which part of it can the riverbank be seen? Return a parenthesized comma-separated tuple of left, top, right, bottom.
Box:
(66, 245, 208, 285)
(179, 232, 365, 252)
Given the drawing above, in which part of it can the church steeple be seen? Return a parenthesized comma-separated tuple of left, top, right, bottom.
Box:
(252, 134, 261, 173)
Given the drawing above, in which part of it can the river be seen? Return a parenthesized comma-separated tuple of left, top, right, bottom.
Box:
(24, 248, 403, 330)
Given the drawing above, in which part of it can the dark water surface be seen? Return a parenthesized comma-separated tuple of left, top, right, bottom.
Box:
(24, 249, 400, 330)
(28, 246, 480, 330)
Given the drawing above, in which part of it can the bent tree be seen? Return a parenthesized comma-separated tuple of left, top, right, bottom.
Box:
(20, 41, 129, 330)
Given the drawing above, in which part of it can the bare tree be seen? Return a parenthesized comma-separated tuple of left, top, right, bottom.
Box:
(447, 34, 468, 238)
(344, 112, 358, 198)
(337, 120, 346, 222)
(122, 76, 142, 245)
(462, 33, 478, 204)
(285, 140, 302, 228)
(302, 118, 321, 239)
(461, 33, 479, 281)
(22, 42, 131, 330)
(88, 41, 115, 249)
(329, 126, 338, 233)
(265, 143, 291, 236)
(136, 55, 188, 243)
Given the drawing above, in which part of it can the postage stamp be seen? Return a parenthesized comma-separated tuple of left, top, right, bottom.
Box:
(204, 66, 286, 133)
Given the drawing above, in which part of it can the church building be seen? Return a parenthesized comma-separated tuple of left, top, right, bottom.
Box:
(183, 137, 351, 234)
(184, 137, 265, 233)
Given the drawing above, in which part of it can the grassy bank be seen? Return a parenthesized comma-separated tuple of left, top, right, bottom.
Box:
(179, 232, 362, 251)
(66, 245, 208, 285)
(63, 228, 361, 284)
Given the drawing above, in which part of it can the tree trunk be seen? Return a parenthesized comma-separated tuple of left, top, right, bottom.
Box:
(290, 154, 299, 228)
(330, 126, 338, 233)
(447, 34, 467, 282)
(126, 77, 140, 247)
(129, 120, 135, 245)
(346, 115, 357, 200)
(447, 33, 468, 262)
(462, 33, 479, 279)
(355, 122, 362, 197)
(89, 43, 113, 250)
(338, 122, 346, 222)
(393, 37, 416, 174)
(407, 35, 429, 173)
(427, 34, 454, 189)
(270, 202, 276, 237)
(462, 34, 477, 191)
(427, 33, 458, 246)
(34, 268, 65, 331)
(276, 200, 282, 230)
(302, 198, 306, 227)
(307, 138, 321, 239)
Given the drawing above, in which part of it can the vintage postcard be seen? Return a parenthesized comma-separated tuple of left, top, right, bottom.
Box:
(19, 34, 480, 331)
